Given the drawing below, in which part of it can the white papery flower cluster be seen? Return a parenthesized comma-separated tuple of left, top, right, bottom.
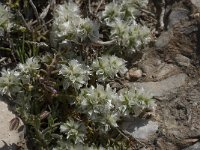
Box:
(110, 19, 150, 52)
(0, 3, 12, 30)
(40, 52, 53, 64)
(92, 55, 127, 81)
(18, 57, 40, 75)
(119, 87, 154, 116)
(78, 84, 153, 132)
(60, 118, 85, 144)
(52, 1, 99, 43)
(0, 69, 21, 96)
(79, 84, 119, 132)
(100, 1, 150, 52)
(102, 0, 148, 23)
(0, 57, 40, 97)
(59, 59, 91, 90)
(102, 2, 121, 23)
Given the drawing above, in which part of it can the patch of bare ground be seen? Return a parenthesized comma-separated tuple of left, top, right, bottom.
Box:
(126, 0, 200, 149)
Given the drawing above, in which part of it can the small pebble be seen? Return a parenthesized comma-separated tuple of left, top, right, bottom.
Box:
(126, 69, 143, 80)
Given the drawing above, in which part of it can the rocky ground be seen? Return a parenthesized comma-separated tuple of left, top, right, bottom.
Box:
(122, 0, 200, 149)
(1, 0, 200, 149)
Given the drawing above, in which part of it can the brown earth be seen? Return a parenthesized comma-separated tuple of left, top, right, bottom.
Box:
(131, 0, 200, 149)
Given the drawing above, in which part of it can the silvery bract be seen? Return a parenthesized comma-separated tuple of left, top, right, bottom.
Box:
(92, 55, 127, 81)
(60, 118, 85, 144)
(100, 0, 151, 52)
(79, 83, 154, 132)
(77, 18, 100, 42)
(0, 3, 11, 30)
(0, 69, 21, 96)
(79, 84, 120, 132)
(102, 2, 121, 25)
(52, 1, 99, 43)
(110, 19, 150, 52)
(59, 59, 91, 89)
(119, 87, 154, 116)
(17, 57, 40, 74)
(40, 52, 53, 64)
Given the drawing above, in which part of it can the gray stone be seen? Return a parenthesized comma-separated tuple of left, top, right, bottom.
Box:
(168, 8, 189, 29)
(139, 57, 162, 74)
(155, 64, 180, 80)
(125, 68, 143, 80)
(178, 25, 198, 35)
(183, 142, 200, 150)
(191, 0, 200, 9)
(130, 73, 187, 97)
(175, 54, 191, 67)
(120, 118, 158, 141)
(0, 101, 24, 149)
(155, 31, 172, 49)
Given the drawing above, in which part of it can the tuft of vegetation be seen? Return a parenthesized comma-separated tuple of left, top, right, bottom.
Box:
(0, 3, 11, 30)
(0, 0, 154, 149)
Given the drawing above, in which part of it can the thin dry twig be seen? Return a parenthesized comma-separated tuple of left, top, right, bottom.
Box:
(115, 127, 146, 148)
(88, 0, 93, 14)
(29, 0, 48, 31)
(29, 0, 40, 22)
(39, 0, 56, 19)
(25, 41, 49, 49)
(95, 0, 104, 14)
(17, 11, 31, 32)
(159, 0, 165, 29)
(92, 39, 116, 46)
(35, 19, 53, 30)
(39, 4, 51, 20)
(140, 8, 156, 18)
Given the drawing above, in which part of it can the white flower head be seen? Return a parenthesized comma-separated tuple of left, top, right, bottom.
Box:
(102, 2, 121, 24)
(52, 1, 100, 43)
(110, 19, 128, 39)
(0, 68, 21, 96)
(92, 55, 127, 81)
(18, 57, 40, 74)
(41, 52, 53, 64)
(60, 118, 85, 144)
(55, 1, 80, 21)
(119, 87, 154, 116)
(52, 1, 82, 42)
(78, 84, 121, 132)
(78, 18, 100, 42)
(0, 3, 12, 30)
(59, 59, 91, 89)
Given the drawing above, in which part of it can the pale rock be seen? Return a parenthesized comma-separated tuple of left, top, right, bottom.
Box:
(126, 68, 143, 80)
(120, 118, 158, 141)
(0, 100, 25, 149)
(175, 54, 191, 67)
(183, 142, 200, 150)
(191, 0, 200, 9)
(167, 8, 189, 29)
(155, 31, 172, 49)
(130, 73, 187, 97)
